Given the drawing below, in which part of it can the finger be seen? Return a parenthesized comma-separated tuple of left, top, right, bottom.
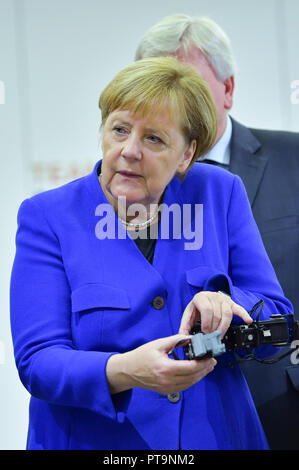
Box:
(155, 356, 216, 394)
(179, 301, 197, 335)
(188, 359, 217, 381)
(194, 295, 214, 334)
(157, 334, 192, 353)
(210, 297, 222, 332)
(231, 303, 253, 324)
(217, 301, 233, 339)
(169, 357, 217, 377)
(166, 359, 217, 392)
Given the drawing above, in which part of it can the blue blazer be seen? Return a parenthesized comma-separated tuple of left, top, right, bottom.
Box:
(10, 160, 293, 450)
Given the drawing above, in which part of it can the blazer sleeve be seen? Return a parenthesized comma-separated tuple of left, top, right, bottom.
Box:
(201, 175, 293, 330)
(201, 175, 293, 358)
(10, 197, 130, 422)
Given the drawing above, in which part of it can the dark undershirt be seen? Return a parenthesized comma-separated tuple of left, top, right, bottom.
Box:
(131, 223, 159, 264)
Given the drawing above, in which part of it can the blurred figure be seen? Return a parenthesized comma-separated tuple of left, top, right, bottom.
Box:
(136, 14, 299, 450)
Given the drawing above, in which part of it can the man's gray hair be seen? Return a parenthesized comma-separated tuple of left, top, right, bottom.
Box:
(135, 14, 237, 82)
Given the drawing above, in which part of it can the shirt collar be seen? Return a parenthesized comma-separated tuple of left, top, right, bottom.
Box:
(198, 115, 232, 165)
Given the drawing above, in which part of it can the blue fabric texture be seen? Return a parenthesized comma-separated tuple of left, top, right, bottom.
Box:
(10, 160, 293, 450)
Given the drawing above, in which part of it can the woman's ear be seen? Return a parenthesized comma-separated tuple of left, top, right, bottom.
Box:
(177, 139, 197, 176)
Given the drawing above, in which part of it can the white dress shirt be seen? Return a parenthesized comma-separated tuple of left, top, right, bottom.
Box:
(198, 115, 232, 166)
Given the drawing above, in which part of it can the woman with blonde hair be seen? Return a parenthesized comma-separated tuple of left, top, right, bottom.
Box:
(10, 57, 292, 450)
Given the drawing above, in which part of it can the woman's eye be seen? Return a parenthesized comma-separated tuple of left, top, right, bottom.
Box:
(113, 126, 127, 135)
(147, 135, 163, 144)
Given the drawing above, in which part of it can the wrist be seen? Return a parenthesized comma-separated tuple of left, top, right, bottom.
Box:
(106, 352, 134, 395)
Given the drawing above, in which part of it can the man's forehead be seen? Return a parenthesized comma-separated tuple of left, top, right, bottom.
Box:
(175, 44, 218, 85)
(175, 44, 210, 66)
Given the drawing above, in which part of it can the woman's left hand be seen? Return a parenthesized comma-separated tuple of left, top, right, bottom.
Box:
(179, 291, 253, 339)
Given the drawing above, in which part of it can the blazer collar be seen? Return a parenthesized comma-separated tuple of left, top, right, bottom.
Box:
(229, 118, 268, 206)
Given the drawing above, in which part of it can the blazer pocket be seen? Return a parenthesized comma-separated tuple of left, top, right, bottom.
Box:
(71, 283, 130, 312)
(71, 283, 130, 351)
(186, 265, 230, 293)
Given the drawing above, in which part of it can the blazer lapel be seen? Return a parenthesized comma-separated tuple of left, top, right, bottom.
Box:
(229, 118, 268, 206)
(84, 159, 171, 287)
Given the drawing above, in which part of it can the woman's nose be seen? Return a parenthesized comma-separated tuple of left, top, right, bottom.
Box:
(121, 134, 142, 160)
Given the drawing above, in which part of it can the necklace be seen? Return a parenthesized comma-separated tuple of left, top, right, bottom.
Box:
(99, 172, 160, 230)
(119, 209, 159, 230)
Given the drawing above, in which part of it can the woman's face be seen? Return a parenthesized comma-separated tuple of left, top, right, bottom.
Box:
(100, 108, 196, 212)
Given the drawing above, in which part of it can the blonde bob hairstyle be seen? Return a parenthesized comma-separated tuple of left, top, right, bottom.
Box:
(99, 56, 218, 172)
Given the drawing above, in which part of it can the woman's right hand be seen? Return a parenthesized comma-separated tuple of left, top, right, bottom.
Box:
(106, 334, 216, 395)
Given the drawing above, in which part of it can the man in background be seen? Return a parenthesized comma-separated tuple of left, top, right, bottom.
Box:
(135, 14, 299, 450)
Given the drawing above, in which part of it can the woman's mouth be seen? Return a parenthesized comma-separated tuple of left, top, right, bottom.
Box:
(117, 170, 142, 179)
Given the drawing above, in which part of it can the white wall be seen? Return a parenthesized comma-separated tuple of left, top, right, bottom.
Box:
(1, 0, 298, 449)
(0, 0, 29, 451)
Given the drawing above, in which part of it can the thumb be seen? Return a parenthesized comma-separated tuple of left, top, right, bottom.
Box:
(157, 334, 191, 353)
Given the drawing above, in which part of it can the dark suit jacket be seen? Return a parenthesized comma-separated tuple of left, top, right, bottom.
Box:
(228, 118, 299, 450)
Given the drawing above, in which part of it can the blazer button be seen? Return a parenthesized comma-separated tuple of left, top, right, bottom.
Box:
(167, 392, 181, 403)
(152, 296, 165, 310)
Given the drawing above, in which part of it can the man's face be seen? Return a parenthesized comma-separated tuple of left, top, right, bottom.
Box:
(175, 45, 234, 143)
